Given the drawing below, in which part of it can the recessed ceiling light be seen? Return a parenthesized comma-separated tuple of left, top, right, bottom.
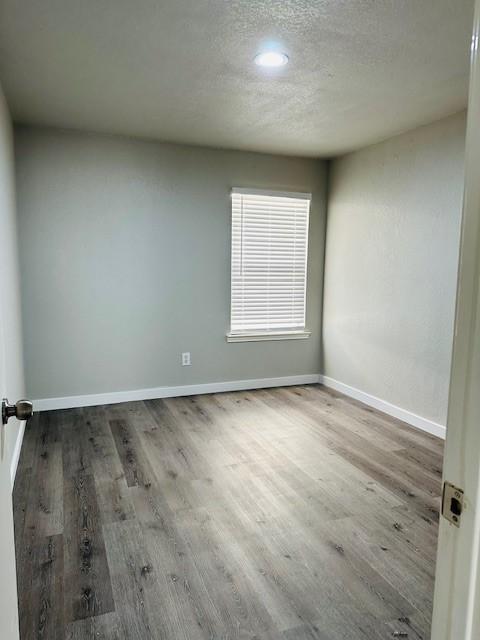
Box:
(254, 51, 289, 68)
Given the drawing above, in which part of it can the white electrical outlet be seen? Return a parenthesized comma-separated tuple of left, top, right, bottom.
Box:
(182, 352, 191, 366)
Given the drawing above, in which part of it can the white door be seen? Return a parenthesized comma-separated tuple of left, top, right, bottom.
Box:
(431, 1, 480, 638)
(0, 313, 20, 638)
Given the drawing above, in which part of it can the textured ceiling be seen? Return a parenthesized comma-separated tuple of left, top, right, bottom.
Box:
(0, 0, 474, 157)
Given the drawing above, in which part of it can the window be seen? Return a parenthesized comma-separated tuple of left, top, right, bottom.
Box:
(227, 188, 311, 342)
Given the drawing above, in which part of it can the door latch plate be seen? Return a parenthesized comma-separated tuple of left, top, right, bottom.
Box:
(442, 481, 464, 527)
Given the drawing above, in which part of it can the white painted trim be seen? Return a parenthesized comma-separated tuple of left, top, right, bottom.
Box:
(432, 3, 480, 636)
(33, 374, 322, 412)
(320, 374, 446, 439)
(231, 187, 311, 200)
(226, 330, 311, 342)
(32, 372, 446, 441)
(9, 420, 26, 489)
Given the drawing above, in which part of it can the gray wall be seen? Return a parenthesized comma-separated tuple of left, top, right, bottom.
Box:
(323, 112, 466, 425)
(15, 126, 326, 400)
(0, 86, 25, 470)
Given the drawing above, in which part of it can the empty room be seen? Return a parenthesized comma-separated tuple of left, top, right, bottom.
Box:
(1, 1, 480, 639)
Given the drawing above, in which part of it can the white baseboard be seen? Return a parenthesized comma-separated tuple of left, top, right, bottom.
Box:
(319, 374, 446, 439)
(31, 372, 446, 441)
(33, 374, 322, 412)
(10, 420, 26, 489)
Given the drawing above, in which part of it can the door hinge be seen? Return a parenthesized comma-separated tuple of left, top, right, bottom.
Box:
(441, 481, 464, 527)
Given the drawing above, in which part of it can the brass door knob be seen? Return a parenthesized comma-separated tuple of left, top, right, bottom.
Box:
(2, 399, 34, 425)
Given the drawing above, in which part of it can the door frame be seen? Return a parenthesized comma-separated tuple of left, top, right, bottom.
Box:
(431, 0, 480, 637)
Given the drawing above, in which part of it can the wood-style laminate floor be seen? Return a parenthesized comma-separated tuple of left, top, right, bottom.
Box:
(13, 385, 444, 640)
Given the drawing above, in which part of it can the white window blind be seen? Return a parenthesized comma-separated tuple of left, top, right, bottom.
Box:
(230, 188, 311, 336)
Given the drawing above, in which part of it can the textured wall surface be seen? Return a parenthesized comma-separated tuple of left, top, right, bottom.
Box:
(0, 86, 25, 468)
(323, 112, 466, 425)
(16, 126, 326, 400)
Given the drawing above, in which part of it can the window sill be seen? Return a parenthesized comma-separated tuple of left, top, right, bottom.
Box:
(226, 330, 311, 343)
